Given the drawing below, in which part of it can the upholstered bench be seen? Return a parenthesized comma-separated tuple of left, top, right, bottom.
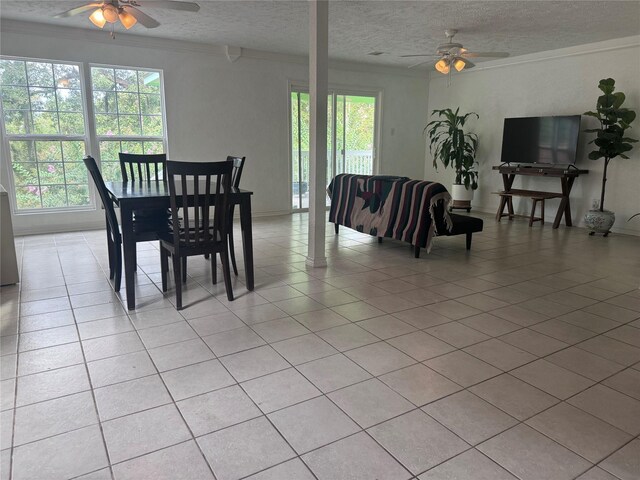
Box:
(414, 214, 484, 258)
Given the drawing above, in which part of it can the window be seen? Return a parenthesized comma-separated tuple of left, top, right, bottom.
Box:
(0, 58, 168, 213)
(90, 66, 166, 181)
(0, 59, 90, 210)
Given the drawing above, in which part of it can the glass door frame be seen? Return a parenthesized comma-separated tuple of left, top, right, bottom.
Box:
(288, 81, 382, 212)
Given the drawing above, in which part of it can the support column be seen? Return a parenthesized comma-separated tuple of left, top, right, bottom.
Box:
(306, 0, 328, 268)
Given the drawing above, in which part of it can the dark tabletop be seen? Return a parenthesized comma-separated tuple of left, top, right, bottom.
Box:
(104, 181, 253, 201)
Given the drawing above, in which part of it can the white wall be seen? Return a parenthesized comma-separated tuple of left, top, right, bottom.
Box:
(424, 36, 640, 236)
(0, 20, 428, 235)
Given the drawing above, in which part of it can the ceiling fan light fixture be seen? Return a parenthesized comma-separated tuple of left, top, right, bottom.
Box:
(89, 8, 107, 28)
(453, 58, 466, 72)
(118, 10, 138, 29)
(435, 58, 450, 74)
(102, 4, 119, 23)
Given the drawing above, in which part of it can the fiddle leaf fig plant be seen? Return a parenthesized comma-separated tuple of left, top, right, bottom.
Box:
(583, 78, 637, 212)
(425, 108, 479, 190)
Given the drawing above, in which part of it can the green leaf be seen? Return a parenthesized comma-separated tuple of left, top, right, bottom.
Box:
(612, 92, 625, 109)
(598, 78, 615, 94)
(588, 151, 604, 160)
(621, 110, 636, 124)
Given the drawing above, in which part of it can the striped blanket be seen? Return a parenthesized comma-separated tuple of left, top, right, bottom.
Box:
(328, 174, 452, 253)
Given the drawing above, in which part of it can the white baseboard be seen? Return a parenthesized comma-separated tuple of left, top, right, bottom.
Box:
(468, 204, 640, 237)
(14, 221, 106, 237)
(14, 210, 295, 236)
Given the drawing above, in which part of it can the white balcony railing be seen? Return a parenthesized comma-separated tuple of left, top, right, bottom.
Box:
(292, 150, 373, 183)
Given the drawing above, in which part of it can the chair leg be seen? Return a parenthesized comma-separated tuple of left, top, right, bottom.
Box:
(106, 222, 115, 279)
(229, 227, 238, 276)
(220, 246, 235, 302)
(113, 241, 122, 293)
(466, 232, 473, 250)
(211, 254, 217, 285)
(181, 257, 187, 284)
(378, 237, 382, 244)
(334, 223, 339, 234)
(107, 237, 115, 279)
(160, 247, 168, 293)
(414, 246, 420, 258)
(172, 253, 183, 310)
(541, 199, 545, 225)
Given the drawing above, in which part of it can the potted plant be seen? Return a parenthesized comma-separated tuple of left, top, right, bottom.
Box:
(583, 78, 637, 236)
(425, 108, 479, 211)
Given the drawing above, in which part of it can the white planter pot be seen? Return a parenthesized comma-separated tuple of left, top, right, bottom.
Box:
(450, 184, 474, 211)
(451, 184, 474, 202)
(584, 209, 615, 236)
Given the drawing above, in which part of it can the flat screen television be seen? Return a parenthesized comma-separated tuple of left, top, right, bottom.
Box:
(500, 115, 581, 165)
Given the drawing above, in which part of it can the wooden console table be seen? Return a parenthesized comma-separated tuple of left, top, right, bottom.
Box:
(492, 165, 588, 229)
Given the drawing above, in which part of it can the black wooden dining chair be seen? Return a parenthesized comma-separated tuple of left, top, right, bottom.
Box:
(201, 156, 245, 274)
(227, 156, 246, 275)
(118, 152, 170, 268)
(204, 156, 246, 270)
(119, 152, 167, 183)
(160, 161, 234, 309)
(84, 156, 122, 292)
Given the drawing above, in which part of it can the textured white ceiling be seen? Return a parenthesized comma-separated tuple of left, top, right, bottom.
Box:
(1, 1, 639, 67)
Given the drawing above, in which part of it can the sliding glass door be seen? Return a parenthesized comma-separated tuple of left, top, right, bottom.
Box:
(291, 89, 377, 210)
(335, 94, 376, 177)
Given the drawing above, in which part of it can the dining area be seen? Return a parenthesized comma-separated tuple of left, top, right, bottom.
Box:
(84, 153, 254, 311)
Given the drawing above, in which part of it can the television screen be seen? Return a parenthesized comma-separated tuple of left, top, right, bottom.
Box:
(500, 115, 581, 165)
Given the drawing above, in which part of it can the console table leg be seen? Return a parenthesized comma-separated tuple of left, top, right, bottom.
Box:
(553, 198, 566, 228)
(564, 177, 575, 227)
(507, 197, 514, 219)
(496, 196, 507, 221)
(529, 200, 537, 227)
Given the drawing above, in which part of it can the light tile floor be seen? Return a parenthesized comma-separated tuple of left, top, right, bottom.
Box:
(1, 212, 640, 480)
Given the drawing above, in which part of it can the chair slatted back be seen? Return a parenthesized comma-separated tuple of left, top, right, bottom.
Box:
(119, 153, 167, 183)
(166, 161, 233, 250)
(83, 156, 120, 242)
(227, 156, 246, 188)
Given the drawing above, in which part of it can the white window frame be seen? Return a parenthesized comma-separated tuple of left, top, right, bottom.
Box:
(0, 56, 169, 215)
(0, 56, 94, 214)
(88, 63, 168, 182)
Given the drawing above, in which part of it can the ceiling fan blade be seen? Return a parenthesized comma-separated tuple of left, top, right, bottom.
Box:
(461, 58, 475, 69)
(134, 1, 200, 11)
(408, 59, 433, 69)
(400, 54, 438, 58)
(54, 3, 103, 18)
(462, 51, 510, 58)
(123, 6, 160, 28)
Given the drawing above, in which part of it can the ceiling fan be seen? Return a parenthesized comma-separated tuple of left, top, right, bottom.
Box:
(402, 29, 509, 74)
(54, 0, 200, 32)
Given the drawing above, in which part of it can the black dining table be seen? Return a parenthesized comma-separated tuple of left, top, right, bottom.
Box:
(104, 180, 254, 310)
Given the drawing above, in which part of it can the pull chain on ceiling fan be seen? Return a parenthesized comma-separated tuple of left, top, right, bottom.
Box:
(54, 0, 200, 37)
